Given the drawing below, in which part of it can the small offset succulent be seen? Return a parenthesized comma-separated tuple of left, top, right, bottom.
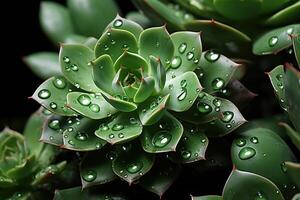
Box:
(31, 15, 248, 197)
(0, 108, 66, 200)
(131, 0, 300, 56)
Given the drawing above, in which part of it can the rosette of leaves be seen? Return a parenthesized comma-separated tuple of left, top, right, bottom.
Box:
(23, 0, 119, 79)
(32, 16, 247, 197)
(0, 108, 66, 200)
(131, 0, 300, 56)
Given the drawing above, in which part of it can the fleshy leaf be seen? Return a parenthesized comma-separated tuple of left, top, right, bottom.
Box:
(62, 117, 107, 151)
(196, 50, 239, 93)
(95, 28, 138, 62)
(191, 196, 222, 200)
(112, 142, 155, 184)
(138, 95, 169, 125)
(32, 76, 77, 116)
(267, 65, 287, 110)
(292, 193, 300, 200)
(59, 44, 100, 92)
(141, 112, 183, 153)
(223, 169, 284, 200)
(80, 148, 117, 188)
(279, 122, 300, 151)
(84, 37, 98, 50)
(203, 98, 246, 137)
(167, 31, 202, 78)
(24, 52, 61, 79)
(126, 12, 151, 29)
(101, 92, 137, 112)
(67, 0, 118, 37)
(64, 34, 87, 44)
(67, 92, 117, 120)
(169, 124, 208, 163)
(134, 77, 155, 103)
(95, 113, 142, 144)
(39, 2, 74, 43)
(293, 35, 300, 68)
(163, 71, 202, 112)
(139, 159, 181, 197)
(114, 51, 149, 72)
(285, 162, 300, 189)
(106, 15, 144, 40)
(92, 54, 115, 93)
(149, 56, 166, 93)
(139, 26, 175, 67)
(231, 128, 297, 198)
(253, 24, 300, 55)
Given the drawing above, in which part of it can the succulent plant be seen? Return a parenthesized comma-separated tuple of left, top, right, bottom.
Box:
(0, 108, 66, 200)
(130, 0, 300, 56)
(30, 15, 250, 197)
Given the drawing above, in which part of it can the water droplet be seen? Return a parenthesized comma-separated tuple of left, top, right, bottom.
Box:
(49, 136, 54, 141)
(127, 162, 143, 174)
(68, 140, 74, 146)
(226, 124, 232, 129)
(106, 151, 117, 160)
(118, 133, 124, 138)
(77, 94, 91, 106)
(109, 134, 115, 139)
(178, 43, 187, 53)
(38, 89, 51, 99)
(95, 142, 102, 149)
(255, 191, 266, 200)
(67, 127, 73, 132)
(99, 124, 109, 131)
(113, 19, 123, 27)
(171, 56, 182, 69)
(112, 124, 124, 131)
(281, 162, 287, 173)
(193, 58, 199, 64)
(123, 44, 128, 49)
(221, 111, 234, 123)
(63, 56, 70, 64)
(48, 119, 60, 130)
(71, 64, 78, 71)
(76, 132, 88, 141)
(53, 77, 66, 89)
(239, 147, 256, 160)
(197, 102, 212, 114)
(213, 99, 222, 107)
(277, 82, 284, 90)
(269, 36, 278, 47)
(287, 28, 293, 34)
(49, 102, 57, 110)
(89, 104, 100, 113)
(150, 101, 158, 110)
(152, 131, 172, 148)
(250, 137, 259, 144)
(186, 52, 194, 60)
(198, 92, 205, 99)
(104, 45, 109, 51)
(205, 50, 220, 62)
(177, 88, 187, 101)
(168, 84, 173, 90)
(180, 79, 187, 88)
(82, 170, 97, 182)
(235, 138, 246, 147)
(129, 117, 138, 125)
(201, 138, 207, 143)
(181, 150, 191, 159)
(111, 39, 116, 45)
(212, 78, 225, 90)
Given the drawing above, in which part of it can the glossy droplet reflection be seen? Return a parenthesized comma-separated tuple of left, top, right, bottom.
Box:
(48, 119, 60, 130)
(212, 78, 225, 90)
(235, 138, 246, 147)
(77, 94, 91, 106)
(178, 43, 187, 53)
(38, 89, 51, 99)
(113, 19, 123, 27)
(239, 147, 256, 160)
(269, 36, 278, 47)
(171, 56, 182, 69)
(82, 170, 97, 182)
(63, 56, 70, 64)
(250, 137, 259, 144)
(181, 150, 191, 159)
(177, 88, 187, 101)
(89, 104, 100, 113)
(127, 162, 143, 174)
(197, 102, 212, 114)
(205, 50, 220, 62)
(221, 111, 234, 123)
(152, 131, 172, 148)
(112, 124, 124, 131)
(53, 77, 66, 89)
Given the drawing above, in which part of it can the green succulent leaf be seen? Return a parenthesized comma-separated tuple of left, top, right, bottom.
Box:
(84, 37, 98, 50)
(101, 92, 138, 112)
(139, 159, 181, 197)
(32, 76, 77, 116)
(67, 92, 117, 120)
(31, 161, 67, 187)
(191, 196, 222, 200)
(95, 113, 142, 144)
(24, 52, 61, 79)
(139, 26, 175, 67)
(231, 128, 297, 198)
(149, 56, 166, 93)
(253, 24, 300, 55)
(264, 2, 300, 26)
(59, 44, 100, 92)
(138, 95, 169, 125)
(114, 51, 149, 73)
(292, 193, 300, 200)
(67, 0, 118, 37)
(284, 66, 300, 132)
(141, 112, 183, 153)
(169, 124, 208, 163)
(285, 162, 300, 189)
(95, 28, 138, 62)
(222, 169, 284, 200)
(197, 50, 239, 93)
(134, 77, 155, 103)
(80, 149, 117, 188)
(64, 34, 88, 44)
(106, 15, 144, 40)
(126, 12, 151, 29)
(279, 122, 300, 151)
(92, 54, 115, 93)
(62, 117, 107, 151)
(0, 170, 16, 188)
(203, 98, 246, 137)
(163, 71, 202, 112)
(167, 31, 202, 78)
(293, 35, 300, 68)
(112, 143, 155, 184)
(39, 1, 74, 44)
(267, 65, 287, 110)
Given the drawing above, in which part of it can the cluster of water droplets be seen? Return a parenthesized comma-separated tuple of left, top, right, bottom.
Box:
(235, 136, 259, 160)
(268, 27, 293, 49)
(77, 94, 100, 113)
(63, 56, 80, 74)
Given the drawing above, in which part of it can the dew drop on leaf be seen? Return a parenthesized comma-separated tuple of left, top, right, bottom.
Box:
(177, 88, 187, 101)
(204, 50, 220, 62)
(180, 79, 187, 88)
(63, 56, 70, 64)
(127, 162, 143, 174)
(178, 43, 187, 53)
(269, 36, 278, 47)
(235, 138, 246, 147)
(38, 89, 51, 99)
(52, 77, 66, 89)
(113, 19, 123, 27)
(75, 132, 88, 141)
(152, 131, 172, 148)
(250, 137, 259, 144)
(77, 94, 91, 106)
(239, 147, 256, 160)
(197, 102, 212, 114)
(221, 111, 234, 123)
(212, 78, 225, 90)
(82, 170, 97, 182)
(118, 133, 124, 138)
(186, 52, 194, 60)
(181, 150, 191, 159)
(112, 124, 124, 131)
(48, 119, 60, 130)
(89, 104, 100, 113)
(49, 102, 57, 110)
(99, 124, 109, 131)
(281, 162, 287, 173)
(171, 56, 182, 69)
